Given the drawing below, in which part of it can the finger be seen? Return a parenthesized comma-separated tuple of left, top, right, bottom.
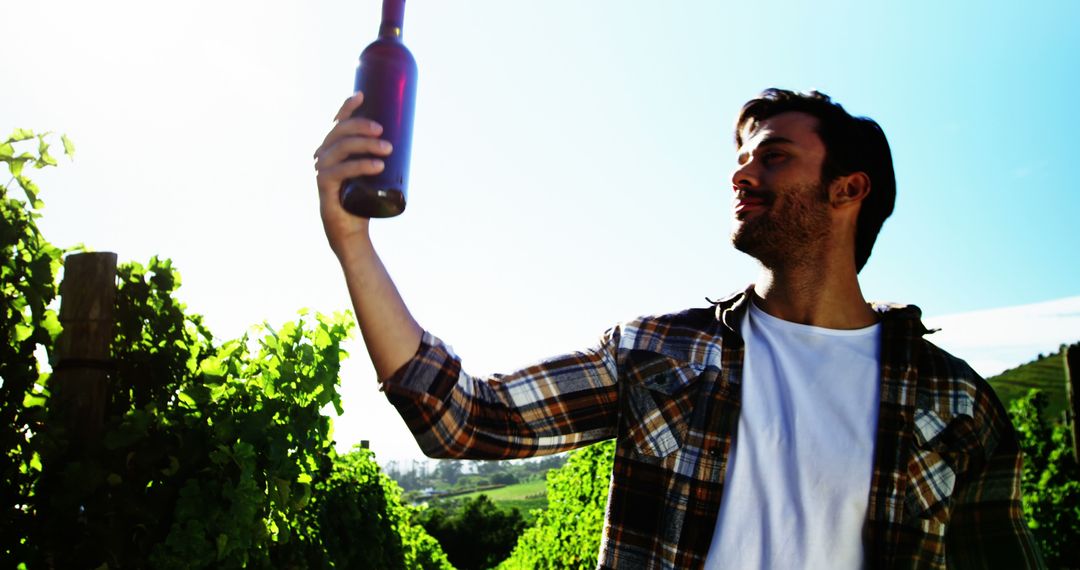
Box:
(334, 91, 366, 122)
(315, 137, 393, 171)
(313, 117, 384, 159)
(317, 159, 386, 196)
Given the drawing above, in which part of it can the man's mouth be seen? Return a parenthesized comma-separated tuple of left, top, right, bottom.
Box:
(733, 191, 771, 217)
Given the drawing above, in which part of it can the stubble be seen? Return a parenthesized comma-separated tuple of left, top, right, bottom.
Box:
(731, 181, 831, 270)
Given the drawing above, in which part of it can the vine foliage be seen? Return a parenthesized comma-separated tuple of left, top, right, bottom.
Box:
(1, 128, 68, 564)
(416, 494, 527, 570)
(2, 130, 451, 569)
(498, 441, 615, 570)
(1008, 389, 1080, 568)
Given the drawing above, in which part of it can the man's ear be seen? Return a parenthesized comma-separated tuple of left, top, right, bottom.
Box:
(829, 172, 871, 208)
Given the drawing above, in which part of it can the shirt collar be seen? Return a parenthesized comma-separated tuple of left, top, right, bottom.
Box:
(710, 285, 755, 335)
(710, 286, 936, 338)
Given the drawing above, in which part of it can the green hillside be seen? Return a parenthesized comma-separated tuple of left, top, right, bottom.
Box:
(987, 344, 1073, 421)
(456, 479, 548, 514)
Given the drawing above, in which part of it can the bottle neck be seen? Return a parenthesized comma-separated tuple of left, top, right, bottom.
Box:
(378, 0, 406, 39)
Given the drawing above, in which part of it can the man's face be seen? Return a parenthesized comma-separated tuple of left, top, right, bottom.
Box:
(730, 111, 832, 267)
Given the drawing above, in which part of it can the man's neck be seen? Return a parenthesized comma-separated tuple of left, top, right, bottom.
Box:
(752, 256, 878, 330)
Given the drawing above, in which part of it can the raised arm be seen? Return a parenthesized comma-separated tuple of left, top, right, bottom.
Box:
(313, 93, 622, 460)
(313, 91, 423, 380)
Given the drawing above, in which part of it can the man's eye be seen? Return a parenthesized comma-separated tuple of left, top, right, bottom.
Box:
(762, 152, 784, 163)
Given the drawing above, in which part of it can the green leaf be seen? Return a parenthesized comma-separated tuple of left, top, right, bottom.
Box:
(0, 142, 13, 158)
(291, 481, 311, 510)
(8, 128, 34, 142)
(23, 393, 47, 408)
(177, 390, 196, 407)
(41, 310, 62, 342)
(209, 382, 229, 400)
(183, 384, 211, 405)
(38, 148, 58, 167)
(14, 322, 33, 343)
(61, 134, 76, 157)
(263, 376, 277, 397)
(16, 175, 40, 204)
(10, 156, 27, 178)
(199, 356, 226, 378)
(161, 455, 180, 476)
(107, 473, 123, 486)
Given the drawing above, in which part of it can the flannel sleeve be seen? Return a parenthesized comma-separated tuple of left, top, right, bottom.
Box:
(945, 398, 1046, 569)
(380, 329, 622, 460)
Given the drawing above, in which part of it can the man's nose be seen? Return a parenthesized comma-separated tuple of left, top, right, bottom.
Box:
(731, 161, 759, 191)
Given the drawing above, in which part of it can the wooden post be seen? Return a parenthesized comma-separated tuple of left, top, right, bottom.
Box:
(52, 252, 118, 453)
(1066, 343, 1080, 465)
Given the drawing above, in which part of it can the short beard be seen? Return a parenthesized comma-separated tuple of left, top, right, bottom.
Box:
(731, 180, 831, 270)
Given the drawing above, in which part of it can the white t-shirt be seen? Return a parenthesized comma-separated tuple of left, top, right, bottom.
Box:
(704, 300, 882, 570)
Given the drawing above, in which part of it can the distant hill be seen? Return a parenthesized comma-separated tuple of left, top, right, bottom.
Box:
(986, 344, 1072, 421)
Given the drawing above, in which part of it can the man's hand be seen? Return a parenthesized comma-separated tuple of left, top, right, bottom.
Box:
(313, 91, 394, 260)
(312, 91, 423, 381)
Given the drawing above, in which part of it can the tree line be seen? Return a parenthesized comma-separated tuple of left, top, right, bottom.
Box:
(384, 455, 566, 492)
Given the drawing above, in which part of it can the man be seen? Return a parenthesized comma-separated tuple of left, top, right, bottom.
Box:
(313, 89, 1043, 569)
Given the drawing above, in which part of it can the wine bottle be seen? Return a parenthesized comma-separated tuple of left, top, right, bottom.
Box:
(340, 0, 417, 218)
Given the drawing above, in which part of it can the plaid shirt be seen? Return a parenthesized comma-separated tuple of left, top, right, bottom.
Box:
(382, 288, 1044, 569)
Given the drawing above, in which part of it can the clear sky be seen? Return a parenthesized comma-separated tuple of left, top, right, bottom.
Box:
(5, 0, 1078, 463)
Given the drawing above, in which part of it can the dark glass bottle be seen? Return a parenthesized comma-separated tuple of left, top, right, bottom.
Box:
(340, 0, 417, 218)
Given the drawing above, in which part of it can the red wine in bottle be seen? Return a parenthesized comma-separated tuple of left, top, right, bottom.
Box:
(340, 0, 417, 218)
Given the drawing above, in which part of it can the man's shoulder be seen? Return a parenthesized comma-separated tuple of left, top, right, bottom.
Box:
(875, 301, 1016, 462)
(874, 300, 983, 381)
(917, 336, 982, 382)
(615, 305, 726, 370)
(915, 335, 1007, 419)
(622, 306, 719, 332)
(880, 302, 1009, 428)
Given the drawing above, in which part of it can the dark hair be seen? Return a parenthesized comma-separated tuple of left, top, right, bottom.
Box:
(735, 88, 895, 273)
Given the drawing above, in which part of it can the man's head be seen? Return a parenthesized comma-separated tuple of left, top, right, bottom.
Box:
(730, 89, 895, 273)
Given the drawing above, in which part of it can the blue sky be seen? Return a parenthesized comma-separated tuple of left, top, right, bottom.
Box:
(5, 0, 1078, 462)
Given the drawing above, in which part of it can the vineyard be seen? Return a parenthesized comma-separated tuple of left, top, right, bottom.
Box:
(3, 130, 1078, 569)
(1, 131, 450, 568)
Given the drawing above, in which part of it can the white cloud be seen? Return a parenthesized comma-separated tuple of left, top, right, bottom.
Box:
(923, 295, 1080, 378)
